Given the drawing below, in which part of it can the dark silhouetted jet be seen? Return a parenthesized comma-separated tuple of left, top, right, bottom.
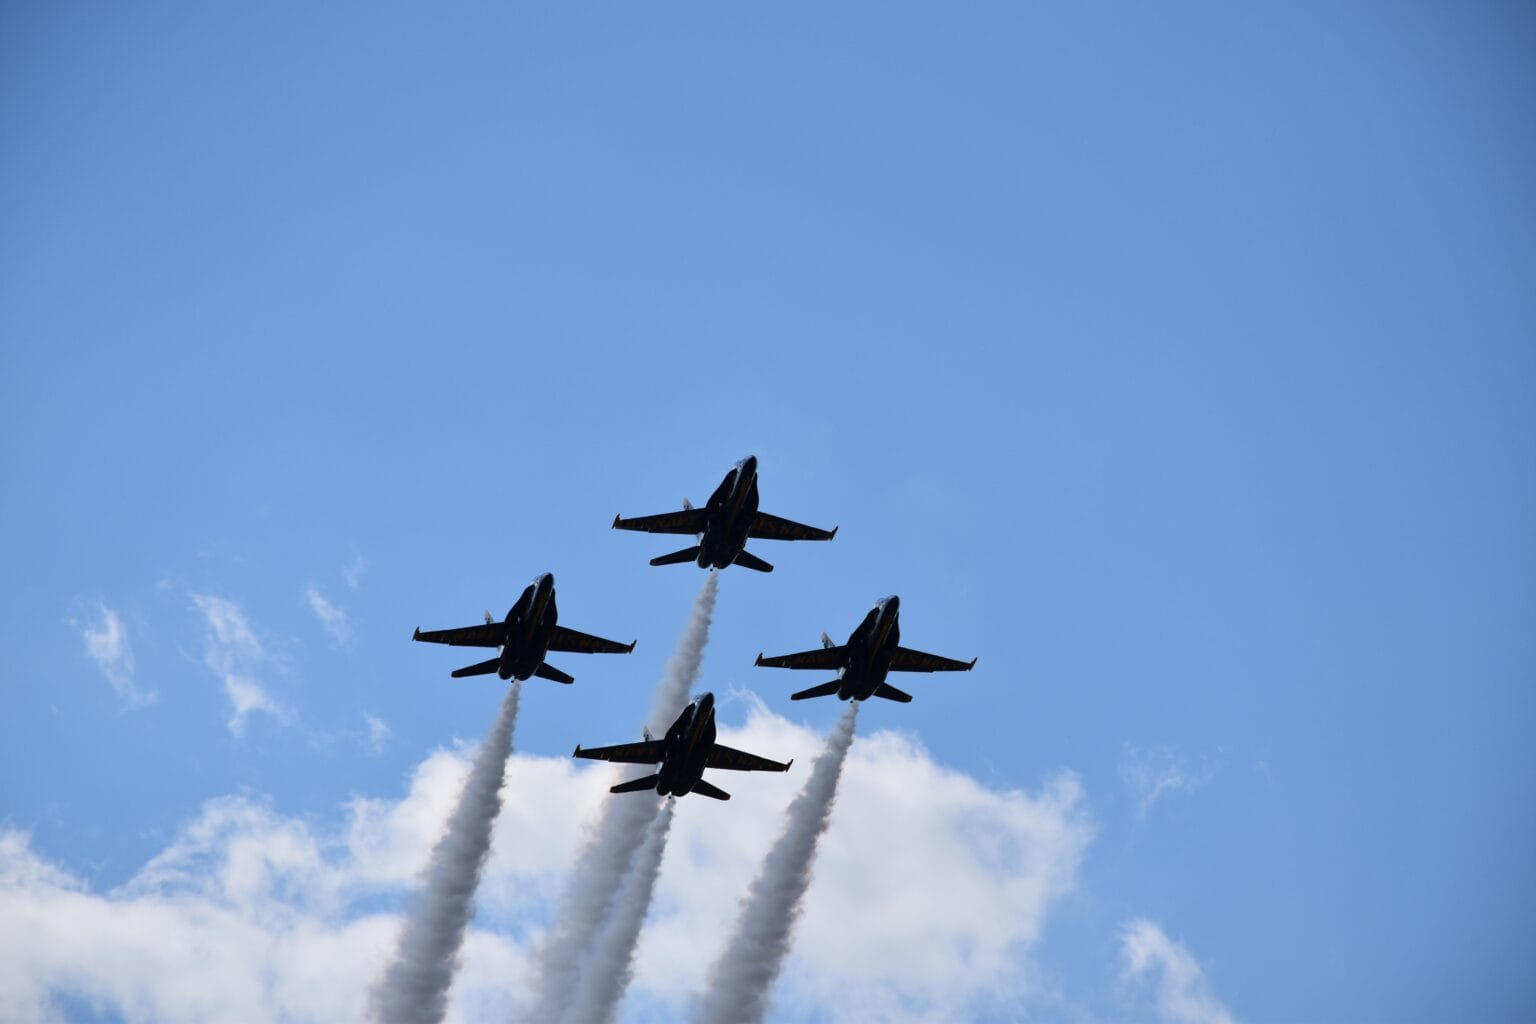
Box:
(412, 572, 634, 683)
(754, 595, 976, 703)
(611, 455, 837, 572)
(572, 692, 792, 800)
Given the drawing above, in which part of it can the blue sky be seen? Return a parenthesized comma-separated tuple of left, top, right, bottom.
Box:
(2, 3, 1533, 1021)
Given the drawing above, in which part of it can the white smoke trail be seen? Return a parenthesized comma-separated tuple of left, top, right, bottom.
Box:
(693, 702, 860, 1024)
(368, 682, 521, 1024)
(643, 570, 720, 732)
(563, 799, 677, 1024)
(525, 572, 719, 1022)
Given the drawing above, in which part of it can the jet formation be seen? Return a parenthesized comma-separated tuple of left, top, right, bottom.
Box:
(413, 457, 977, 799)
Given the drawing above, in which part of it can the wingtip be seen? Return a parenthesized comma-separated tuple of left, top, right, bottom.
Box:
(572, 744, 582, 757)
(412, 627, 421, 640)
(968, 657, 978, 670)
(611, 513, 621, 529)
(829, 525, 839, 540)
(754, 652, 765, 666)
(786, 759, 794, 771)
(627, 640, 637, 653)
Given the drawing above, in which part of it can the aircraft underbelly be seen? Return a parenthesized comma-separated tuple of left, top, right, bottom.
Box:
(659, 756, 701, 796)
(700, 517, 749, 568)
(841, 655, 889, 700)
(500, 637, 540, 680)
(842, 678, 876, 701)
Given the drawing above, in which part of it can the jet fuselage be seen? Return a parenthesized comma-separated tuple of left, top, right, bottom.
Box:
(496, 572, 559, 680)
(695, 456, 759, 569)
(833, 595, 902, 700)
(656, 692, 719, 796)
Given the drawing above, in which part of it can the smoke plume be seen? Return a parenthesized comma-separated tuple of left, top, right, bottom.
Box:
(525, 572, 718, 1021)
(564, 799, 678, 1024)
(368, 683, 521, 1024)
(693, 702, 860, 1024)
(644, 571, 720, 731)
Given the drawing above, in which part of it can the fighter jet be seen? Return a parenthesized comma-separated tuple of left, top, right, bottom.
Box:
(572, 692, 792, 800)
(611, 455, 837, 572)
(754, 595, 976, 703)
(412, 572, 634, 683)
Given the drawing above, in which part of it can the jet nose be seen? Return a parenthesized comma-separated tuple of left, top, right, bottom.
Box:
(697, 691, 715, 713)
(739, 455, 758, 475)
(883, 595, 900, 614)
(536, 572, 554, 589)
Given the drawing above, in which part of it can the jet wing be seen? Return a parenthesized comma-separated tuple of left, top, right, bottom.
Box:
(547, 625, 636, 655)
(706, 743, 793, 773)
(888, 646, 977, 673)
(748, 512, 838, 542)
(611, 508, 710, 535)
(572, 739, 667, 765)
(412, 622, 504, 647)
(754, 645, 848, 671)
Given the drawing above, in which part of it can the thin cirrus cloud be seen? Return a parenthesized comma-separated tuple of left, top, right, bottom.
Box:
(343, 551, 369, 592)
(0, 701, 1093, 1023)
(364, 713, 392, 755)
(75, 603, 155, 708)
(305, 586, 354, 648)
(1121, 742, 1220, 819)
(1121, 918, 1238, 1024)
(190, 593, 287, 735)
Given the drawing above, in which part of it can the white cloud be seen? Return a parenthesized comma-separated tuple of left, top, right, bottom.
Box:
(1121, 919, 1238, 1024)
(0, 703, 1093, 1023)
(1121, 743, 1218, 818)
(304, 586, 353, 648)
(75, 604, 154, 707)
(632, 704, 1095, 1022)
(190, 594, 287, 735)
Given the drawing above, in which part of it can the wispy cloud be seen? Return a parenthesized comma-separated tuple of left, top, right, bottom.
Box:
(74, 604, 154, 708)
(1121, 919, 1238, 1024)
(304, 587, 353, 648)
(364, 713, 391, 755)
(190, 594, 286, 735)
(1121, 743, 1218, 818)
(342, 550, 368, 592)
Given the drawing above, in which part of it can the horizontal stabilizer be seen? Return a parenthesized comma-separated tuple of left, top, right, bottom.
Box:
(451, 657, 501, 678)
(610, 774, 661, 795)
(873, 682, 913, 703)
(534, 661, 575, 684)
(790, 680, 842, 701)
(732, 549, 774, 573)
(690, 778, 731, 801)
(650, 545, 701, 567)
